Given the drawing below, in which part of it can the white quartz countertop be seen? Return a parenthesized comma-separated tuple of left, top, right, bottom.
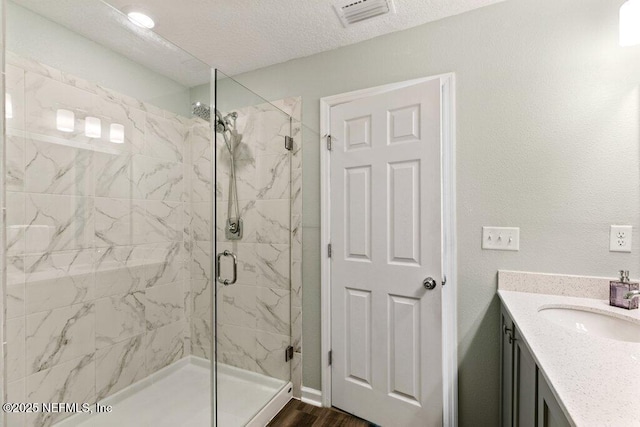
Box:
(498, 290, 640, 427)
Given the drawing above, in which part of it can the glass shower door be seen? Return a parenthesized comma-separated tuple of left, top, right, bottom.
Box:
(214, 71, 293, 427)
(2, 2, 215, 426)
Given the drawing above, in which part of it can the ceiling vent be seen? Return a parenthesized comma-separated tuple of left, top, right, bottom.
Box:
(333, 0, 395, 27)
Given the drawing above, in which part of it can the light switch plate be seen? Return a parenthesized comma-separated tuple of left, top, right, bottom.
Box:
(610, 225, 632, 253)
(482, 227, 520, 251)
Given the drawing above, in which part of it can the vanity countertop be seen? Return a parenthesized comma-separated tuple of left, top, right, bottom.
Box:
(498, 290, 640, 427)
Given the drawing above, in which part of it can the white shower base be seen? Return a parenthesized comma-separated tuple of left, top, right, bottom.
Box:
(217, 362, 290, 427)
(56, 356, 290, 427)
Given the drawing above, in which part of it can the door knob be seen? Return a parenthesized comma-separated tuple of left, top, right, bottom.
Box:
(423, 277, 437, 290)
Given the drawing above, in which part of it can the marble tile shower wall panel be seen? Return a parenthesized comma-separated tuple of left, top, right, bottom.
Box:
(274, 97, 303, 398)
(215, 97, 302, 391)
(3, 53, 211, 427)
(189, 120, 213, 360)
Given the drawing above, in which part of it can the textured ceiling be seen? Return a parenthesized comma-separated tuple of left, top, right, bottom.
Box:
(16, 0, 505, 86)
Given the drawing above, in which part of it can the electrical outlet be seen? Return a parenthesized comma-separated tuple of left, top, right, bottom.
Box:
(610, 225, 632, 253)
(482, 227, 520, 251)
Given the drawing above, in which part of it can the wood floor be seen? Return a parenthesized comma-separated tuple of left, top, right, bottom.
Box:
(268, 400, 375, 427)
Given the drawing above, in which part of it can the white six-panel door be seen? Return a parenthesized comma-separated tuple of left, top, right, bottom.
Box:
(329, 79, 443, 426)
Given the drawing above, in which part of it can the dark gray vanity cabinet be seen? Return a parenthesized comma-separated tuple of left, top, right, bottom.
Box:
(501, 307, 514, 426)
(501, 305, 570, 427)
(513, 325, 537, 427)
(502, 306, 536, 427)
(537, 372, 571, 427)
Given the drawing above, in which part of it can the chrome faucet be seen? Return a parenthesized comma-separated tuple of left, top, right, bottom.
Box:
(624, 290, 640, 300)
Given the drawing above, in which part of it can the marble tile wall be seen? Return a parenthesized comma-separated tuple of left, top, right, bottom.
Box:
(189, 120, 214, 361)
(214, 97, 303, 396)
(0, 41, 5, 421)
(2, 52, 302, 424)
(275, 99, 303, 399)
(3, 52, 212, 427)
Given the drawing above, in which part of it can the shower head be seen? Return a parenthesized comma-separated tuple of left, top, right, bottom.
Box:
(192, 101, 239, 137)
(214, 109, 228, 133)
(192, 102, 211, 122)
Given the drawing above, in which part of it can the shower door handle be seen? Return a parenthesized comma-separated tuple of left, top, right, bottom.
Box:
(216, 250, 238, 285)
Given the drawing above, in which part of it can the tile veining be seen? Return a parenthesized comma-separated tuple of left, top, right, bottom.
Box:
(215, 96, 302, 395)
(4, 50, 305, 425)
(4, 53, 213, 426)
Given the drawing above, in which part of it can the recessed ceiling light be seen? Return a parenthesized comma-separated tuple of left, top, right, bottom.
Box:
(127, 11, 155, 29)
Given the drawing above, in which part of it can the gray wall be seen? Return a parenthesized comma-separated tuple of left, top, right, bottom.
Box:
(189, 83, 211, 109)
(231, 0, 640, 424)
(6, 1, 192, 116)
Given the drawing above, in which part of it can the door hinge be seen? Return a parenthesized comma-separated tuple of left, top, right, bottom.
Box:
(328, 350, 332, 366)
(285, 345, 294, 362)
(442, 275, 447, 286)
(284, 135, 293, 151)
(327, 135, 332, 151)
(327, 243, 332, 258)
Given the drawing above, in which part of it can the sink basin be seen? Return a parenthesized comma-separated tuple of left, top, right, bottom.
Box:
(538, 306, 640, 343)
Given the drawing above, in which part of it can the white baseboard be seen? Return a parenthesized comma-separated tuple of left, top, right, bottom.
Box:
(300, 387, 322, 407)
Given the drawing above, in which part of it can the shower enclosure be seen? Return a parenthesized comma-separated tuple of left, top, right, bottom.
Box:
(0, 1, 301, 426)
(213, 71, 300, 426)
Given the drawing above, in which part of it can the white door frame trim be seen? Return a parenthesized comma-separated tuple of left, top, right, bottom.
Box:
(319, 73, 458, 426)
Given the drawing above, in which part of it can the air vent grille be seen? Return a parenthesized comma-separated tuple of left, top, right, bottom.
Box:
(333, 0, 395, 27)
